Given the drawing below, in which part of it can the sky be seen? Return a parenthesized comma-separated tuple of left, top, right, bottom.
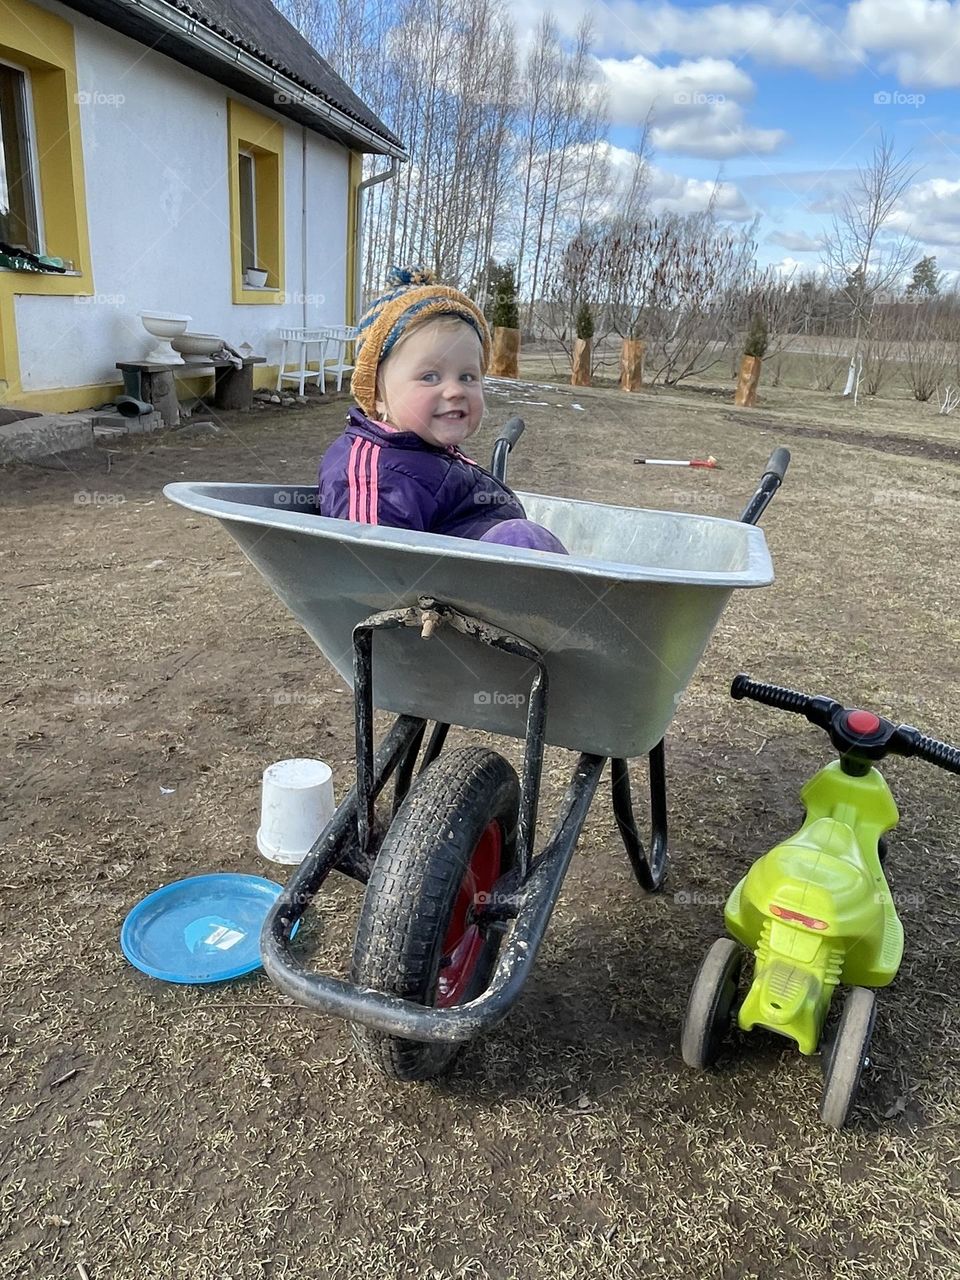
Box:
(508, 0, 960, 280)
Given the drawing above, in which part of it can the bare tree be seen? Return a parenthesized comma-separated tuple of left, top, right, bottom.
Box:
(901, 300, 952, 402)
(819, 133, 917, 398)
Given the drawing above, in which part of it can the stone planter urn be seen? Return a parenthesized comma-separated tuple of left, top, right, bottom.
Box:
(735, 354, 762, 406)
(490, 325, 520, 378)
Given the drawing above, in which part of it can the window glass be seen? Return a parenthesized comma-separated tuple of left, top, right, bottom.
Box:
(0, 61, 40, 253)
(238, 151, 256, 271)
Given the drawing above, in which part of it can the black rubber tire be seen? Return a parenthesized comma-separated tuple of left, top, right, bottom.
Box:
(349, 746, 520, 1081)
(820, 986, 876, 1128)
(681, 938, 743, 1069)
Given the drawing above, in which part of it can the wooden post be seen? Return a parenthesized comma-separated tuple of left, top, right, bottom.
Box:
(490, 326, 520, 378)
(571, 338, 591, 387)
(734, 354, 762, 407)
(620, 339, 644, 392)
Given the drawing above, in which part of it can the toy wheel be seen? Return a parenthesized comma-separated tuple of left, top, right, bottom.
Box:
(349, 746, 519, 1081)
(820, 986, 877, 1128)
(681, 938, 742, 1069)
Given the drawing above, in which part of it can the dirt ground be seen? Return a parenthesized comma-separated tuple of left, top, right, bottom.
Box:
(2, 367, 960, 1279)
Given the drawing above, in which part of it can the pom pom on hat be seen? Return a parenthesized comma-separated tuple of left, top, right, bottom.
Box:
(351, 264, 490, 416)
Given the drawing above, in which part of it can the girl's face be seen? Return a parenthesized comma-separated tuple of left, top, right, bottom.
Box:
(374, 319, 484, 448)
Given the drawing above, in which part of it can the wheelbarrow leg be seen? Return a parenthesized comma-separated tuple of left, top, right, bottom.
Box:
(611, 740, 668, 892)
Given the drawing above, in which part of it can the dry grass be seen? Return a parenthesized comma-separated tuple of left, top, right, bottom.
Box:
(1, 369, 959, 1278)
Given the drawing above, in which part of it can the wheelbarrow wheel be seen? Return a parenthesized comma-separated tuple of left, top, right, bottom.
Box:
(681, 938, 742, 1069)
(820, 986, 876, 1129)
(349, 746, 520, 1081)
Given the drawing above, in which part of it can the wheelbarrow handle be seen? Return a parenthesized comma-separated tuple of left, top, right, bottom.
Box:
(763, 447, 791, 483)
(740, 446, 790, 525)
(490, 416, 525, 483)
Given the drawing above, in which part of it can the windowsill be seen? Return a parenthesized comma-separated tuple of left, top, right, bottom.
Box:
(0, 264, 82, 276)
(236, 285, 284, 305)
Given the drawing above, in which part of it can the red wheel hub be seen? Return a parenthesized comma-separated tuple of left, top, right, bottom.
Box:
(436, 821, 502, 1008)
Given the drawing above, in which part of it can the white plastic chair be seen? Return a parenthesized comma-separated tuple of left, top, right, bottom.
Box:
(276, 328, 329, 395)
(322, 325, 358, 392)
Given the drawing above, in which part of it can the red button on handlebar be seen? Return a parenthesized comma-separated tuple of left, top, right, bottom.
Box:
(846, 709, 881, 736)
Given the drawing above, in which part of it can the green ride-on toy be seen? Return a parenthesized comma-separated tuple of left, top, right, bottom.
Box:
(682, 674, 960, 1127)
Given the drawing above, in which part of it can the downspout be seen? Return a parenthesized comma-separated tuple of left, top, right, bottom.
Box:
(302, 127, 308, 328)
(354, 159, 401, 320)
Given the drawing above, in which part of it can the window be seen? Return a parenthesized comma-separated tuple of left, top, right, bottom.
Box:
(227, 99, 284, 303)
(238, 151, 256, 271)
(0, 59, 41, 253)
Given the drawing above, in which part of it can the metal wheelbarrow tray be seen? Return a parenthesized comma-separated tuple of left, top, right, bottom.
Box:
(164, 441, 786, 1073)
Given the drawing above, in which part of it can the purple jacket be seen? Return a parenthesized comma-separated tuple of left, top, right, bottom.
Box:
(317, 408, 530, 537)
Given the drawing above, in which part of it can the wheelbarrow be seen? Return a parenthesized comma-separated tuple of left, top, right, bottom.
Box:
(164, 424, 788, 1079)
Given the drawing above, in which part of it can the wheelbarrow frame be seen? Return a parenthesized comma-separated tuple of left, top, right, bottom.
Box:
(259, 433, 790, 1045)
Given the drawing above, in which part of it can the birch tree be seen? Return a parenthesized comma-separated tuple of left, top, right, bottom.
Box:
(819, 133, 917, 397)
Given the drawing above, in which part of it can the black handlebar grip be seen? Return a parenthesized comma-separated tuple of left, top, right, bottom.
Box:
(497, 416, 525, 449)
(915, 734, 960, 774)
(763, 448, 791, 482)
(731, 673, 810, 712)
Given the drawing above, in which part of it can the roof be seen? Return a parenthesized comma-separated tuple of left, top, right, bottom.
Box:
(61, 0, 404, 156)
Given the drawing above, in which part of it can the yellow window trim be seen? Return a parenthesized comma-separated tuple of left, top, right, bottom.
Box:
(345, 149, 362, 326)
(0, 0, 94, 404)
(227, 99, 284, 305)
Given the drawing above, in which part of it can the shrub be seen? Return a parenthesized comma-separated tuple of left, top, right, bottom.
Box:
(575, 302, 594, 341)
(743, 313, 768, 359)
(489, 262, 519, 330)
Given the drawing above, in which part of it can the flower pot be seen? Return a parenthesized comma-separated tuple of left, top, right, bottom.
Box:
(571, 337, 591, 387)
(735, 354, 762, 407)
(490, 325, 520, 378)
(620, 338, 645, 392)
(244, 267, 268, 289)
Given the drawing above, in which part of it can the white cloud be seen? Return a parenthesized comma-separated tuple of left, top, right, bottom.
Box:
(887, 177, 960, 245)
(596, 54, 787, 158)
(647, 167, 754, 219)
(516, 2, 855, 74)
(597, 53, 754, 121)
(767, 229, 825, 252)
(846, 0, 960, 88)
(651, 110, 786, 159)
(599, 142, 753, 220)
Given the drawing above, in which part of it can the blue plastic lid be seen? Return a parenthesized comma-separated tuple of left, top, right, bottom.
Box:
(121, 873, 293, 984)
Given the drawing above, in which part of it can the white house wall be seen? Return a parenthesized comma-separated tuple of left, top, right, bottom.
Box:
(16, 0, 351, 392)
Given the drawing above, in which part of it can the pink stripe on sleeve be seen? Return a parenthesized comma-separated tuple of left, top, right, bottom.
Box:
(347, 438, 364, 521)
(366, 443, 381, 524)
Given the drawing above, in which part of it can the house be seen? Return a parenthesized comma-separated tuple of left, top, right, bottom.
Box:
(0, 0, 404, 414)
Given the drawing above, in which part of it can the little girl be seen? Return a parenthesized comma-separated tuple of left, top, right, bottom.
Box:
(317, 267, 566, 553)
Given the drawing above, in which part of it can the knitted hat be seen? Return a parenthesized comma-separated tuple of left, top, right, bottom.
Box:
(351, 265, 491, 416)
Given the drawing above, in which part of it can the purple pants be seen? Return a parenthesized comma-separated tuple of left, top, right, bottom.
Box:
(478, 519, 567, 554)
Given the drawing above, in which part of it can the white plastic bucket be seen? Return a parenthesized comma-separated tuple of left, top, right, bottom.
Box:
(257, 758, 335, 865)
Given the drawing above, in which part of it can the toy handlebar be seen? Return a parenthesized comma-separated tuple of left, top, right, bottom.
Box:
(731, 674, 960, 774)
(490, 417, 526, 483)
